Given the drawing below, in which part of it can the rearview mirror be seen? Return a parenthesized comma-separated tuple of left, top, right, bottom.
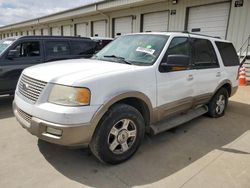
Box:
(7, 50, 19, 59)
(160, 54, 190, 72)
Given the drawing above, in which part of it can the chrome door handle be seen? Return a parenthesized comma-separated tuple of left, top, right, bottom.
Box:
(216, 72, 221, 77)
(187, 74, 194, 81)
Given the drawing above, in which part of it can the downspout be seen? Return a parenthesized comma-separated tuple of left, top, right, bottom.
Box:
(95, 3, 110, 37)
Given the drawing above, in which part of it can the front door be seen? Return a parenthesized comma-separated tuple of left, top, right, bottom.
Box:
(156, 36, 195, 121)
(0, 40, 43, 94)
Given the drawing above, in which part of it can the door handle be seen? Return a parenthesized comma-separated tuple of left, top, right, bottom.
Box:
(187, 74, 194, 81)
(216, 72, 221, 77)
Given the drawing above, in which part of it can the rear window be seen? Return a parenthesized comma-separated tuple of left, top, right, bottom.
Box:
(70, 40, 96, 56)
(215, 41, 239, 66)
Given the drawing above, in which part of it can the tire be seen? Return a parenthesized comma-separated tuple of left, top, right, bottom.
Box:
(90, 103, 145, 164)
(207, 87, 229, 118)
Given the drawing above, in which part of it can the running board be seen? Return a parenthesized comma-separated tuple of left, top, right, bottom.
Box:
(149, 105, 208, 135)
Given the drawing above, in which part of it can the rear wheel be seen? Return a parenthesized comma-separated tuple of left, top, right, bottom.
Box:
(207, 88, 229, 118)
(90, 103, 145, 164)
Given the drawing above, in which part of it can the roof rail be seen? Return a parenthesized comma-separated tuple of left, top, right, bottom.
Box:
(182, 31, 221, 39)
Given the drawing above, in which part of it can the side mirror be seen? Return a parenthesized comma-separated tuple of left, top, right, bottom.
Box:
(160, 54, 190, 72)
(7, 50, 19, 59)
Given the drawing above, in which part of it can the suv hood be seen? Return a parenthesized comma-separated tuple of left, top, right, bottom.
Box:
(23, 59, 139, 85)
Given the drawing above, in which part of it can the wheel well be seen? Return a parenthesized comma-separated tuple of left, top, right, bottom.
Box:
(113, 97, 150, 127)
(221, 83, 232, 96)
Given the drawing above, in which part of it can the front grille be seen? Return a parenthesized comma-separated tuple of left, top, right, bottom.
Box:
(17, 108, 32, 124)
(18, 74, 47, 103)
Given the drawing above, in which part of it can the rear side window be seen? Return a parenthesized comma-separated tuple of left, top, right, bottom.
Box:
(215, 41, 239, 66)
(45, 41, 70, 57)
(95, 40, 112, 52)
(70, 40, 96, 56)
(191, 38, 219, 68)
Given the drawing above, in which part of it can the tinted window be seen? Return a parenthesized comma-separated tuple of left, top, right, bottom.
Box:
(215, 41, 239, 66)
(70, 40, 96, 56)
(14, 41, 40, 57)
(191, 38, 219, 68)
(45, 41, 70, 57)
(95, 40, 112, 52)
(161, 37, 190, 63)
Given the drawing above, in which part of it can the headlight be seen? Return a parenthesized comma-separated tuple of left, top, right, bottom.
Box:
(48, 85, 90, 106)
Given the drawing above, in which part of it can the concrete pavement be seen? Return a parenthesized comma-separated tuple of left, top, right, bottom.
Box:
(0, 86, 250, 188)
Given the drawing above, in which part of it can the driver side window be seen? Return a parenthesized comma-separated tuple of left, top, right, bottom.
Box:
(161, 37, 190, 63)
(13, 41, 40, 58)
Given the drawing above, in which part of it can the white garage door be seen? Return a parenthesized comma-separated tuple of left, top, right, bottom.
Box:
(187, 2, 230, 39)
(92, 20, 107, 37)
(28, 30, 33, 36)
(62, 25, 71, 36)
(52, 27, 61, 36)
(143, 11, 169, 32)
(43, 28, 49, 36)
(76, 23, 88, 37)
(114, 16, 133, 37)
(35, 29, 41, 36)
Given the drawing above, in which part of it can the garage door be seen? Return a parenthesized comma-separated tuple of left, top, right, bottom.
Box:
(76, 23, 87, 37)
(187, 2, 230, 39)
(51, 27, 61, 36)
(35, 29, 41, 36)
(28, 30, 34, 36)
(62, 25, 71, 36)
(92, 20, 107, 37)
(142, 11, 169, 32)
(43, 28, 49, 36)
(114, 16, 133, 37)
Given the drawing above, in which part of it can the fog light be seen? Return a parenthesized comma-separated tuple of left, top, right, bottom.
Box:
(46, 127, 62, 136)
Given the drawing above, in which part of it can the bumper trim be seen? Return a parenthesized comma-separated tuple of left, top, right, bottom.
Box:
(13, 102, 94, 147)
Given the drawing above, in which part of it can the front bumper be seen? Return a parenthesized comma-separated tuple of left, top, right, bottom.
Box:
(13, 101, 96, 147)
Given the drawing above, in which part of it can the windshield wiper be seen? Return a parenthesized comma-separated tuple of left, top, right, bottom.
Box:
(103, 55, 132, 65)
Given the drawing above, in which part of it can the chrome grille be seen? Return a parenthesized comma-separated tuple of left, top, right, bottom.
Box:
(17, 108, 32, 124)
(18, 74, 47, 102)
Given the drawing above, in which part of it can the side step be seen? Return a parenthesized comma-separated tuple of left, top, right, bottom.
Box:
(150, 105, 208, 135)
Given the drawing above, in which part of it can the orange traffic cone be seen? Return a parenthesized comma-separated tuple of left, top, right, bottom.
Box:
(239, 67, 247, 86)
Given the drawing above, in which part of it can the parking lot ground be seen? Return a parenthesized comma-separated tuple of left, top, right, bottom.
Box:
(0, 86, 250, 188)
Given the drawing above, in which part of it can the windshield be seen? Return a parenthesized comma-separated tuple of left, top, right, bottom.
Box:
(95, 34, 169, 65)
(0, 39, 15, 55)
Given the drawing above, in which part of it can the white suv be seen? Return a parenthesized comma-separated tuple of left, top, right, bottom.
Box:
(13, 32, 239, 164)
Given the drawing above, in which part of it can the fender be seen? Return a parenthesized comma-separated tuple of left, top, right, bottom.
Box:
(90, 91, 154, 130)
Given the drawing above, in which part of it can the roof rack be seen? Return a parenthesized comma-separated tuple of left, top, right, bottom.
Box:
(18, 35, 91, 40)
(182, 30, 221, 39)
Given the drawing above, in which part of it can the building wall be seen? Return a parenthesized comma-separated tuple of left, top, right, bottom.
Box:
(0, 0, 249, 50)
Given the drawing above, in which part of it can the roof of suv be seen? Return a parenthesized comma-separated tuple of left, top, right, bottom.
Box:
(4, 35, 91, 41)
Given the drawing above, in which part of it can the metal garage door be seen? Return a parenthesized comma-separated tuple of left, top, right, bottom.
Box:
(92, 20, 107, 37)
(142, 11, 169, 32)
(43, 28, 49, 36)
(35, 29, 41, 36)
(28, 30, 33, 36)
(187, 2, 230, 39)
(52, 27, 61, 36)
(62, 25, 71, 36)
(76, 23, 87, 37)
(114, 16, 133, 37)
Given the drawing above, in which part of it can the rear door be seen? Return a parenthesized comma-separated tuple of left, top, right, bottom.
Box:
(190, 37, 222, 105)
(44, 40, 71, 62)
(0, 39, 43, 94)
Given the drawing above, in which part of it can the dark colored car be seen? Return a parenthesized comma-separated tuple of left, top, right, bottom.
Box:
(91, 37, 113, 53)
(0, 36, 97, 95)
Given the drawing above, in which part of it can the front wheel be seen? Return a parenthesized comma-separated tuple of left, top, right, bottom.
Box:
(207, 88, 229, 118)
(90, 104, 145, 164)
